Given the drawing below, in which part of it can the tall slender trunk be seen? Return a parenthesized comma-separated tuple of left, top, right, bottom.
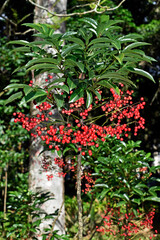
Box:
(28, 0, 67, 238)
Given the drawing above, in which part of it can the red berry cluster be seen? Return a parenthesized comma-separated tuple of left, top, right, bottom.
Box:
(13, 86, 146, 157)
(101, 88, 145, 138)
(62, 97, 92, 119)
(81, 172, 95, 194)
(96, 207, 157, 239)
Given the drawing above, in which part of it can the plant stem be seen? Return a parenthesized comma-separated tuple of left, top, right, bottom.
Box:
(77, 153, 83, 240)
(4, 164, 8, 219)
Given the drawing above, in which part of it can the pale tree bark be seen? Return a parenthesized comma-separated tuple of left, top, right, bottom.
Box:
(29, 0, 67, 239)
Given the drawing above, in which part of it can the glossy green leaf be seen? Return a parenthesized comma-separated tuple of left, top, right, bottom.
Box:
(124, 42, 150, 51)
(4, 92, 23, 105)
(26, 58, 59, 68)
(131, 198, 141, 205)
(67, 78, 77, 90)
(67, 37, 85, 48)
(48, 84, 69, 94)
(133, 188, 144, 196)
(24, 85, 33, 95)
(80, 17, 97, 29)
(8, 40, 29, 45)
(97, 80, 120, 95)
(26, 63, 60, 72)
(69, 88, 84, 103)
(86, 90, 93, 109)
(94, 183, 109, 188)
(94, 89, 101, 100)
(54, 94, 64, 109)
(112, 40, 121, 50)
(88, 38, 111, 46)
(11, 46, 30, 52)
(114, 53, 124, 64)
(62, 31, 77, 38)
(25, 89, 47, 103)
(4, 83, 27, 90)
(116, 201, 126, 207)
(63, 144, 78, 155)
(144, 196, 160, 202)
(61, 44, 79, 56)
(47, 78, 66, 87)
(132, 68, 155, 82)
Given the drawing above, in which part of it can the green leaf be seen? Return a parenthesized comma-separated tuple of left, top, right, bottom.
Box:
(67, 78, 77, 90)
(94, 183, 109, 188)
(8, 40, 29, 45)
(26, 58, 59, 68)
(144, 196, 160, 202)
(4, 92, 23, 105)
(62, 44, 80, 56)
(23, 23, 44, 32)
(69, 88, 84, 103)
(25, 89, 47, 103)
(124, 42, 150, 51)
(134, 183, 148, 189)
(112, 40, 121, 50)
(80, 17, 98, 29)
(65, 59, 85, 72)
(63, 144, 78, 155)
(133, 188, 144, 196)
(47, 78, 66, 87)
(76, 62, 85, 72)
(149, 186, 160, 192)
(94, 90, 101, 100)
(88, 43, 110, 51)
(98, 73, 131, 82)
(88, 38, 111, 46)
(11, 46, 30, 52)
(26, 63, 61, 72)
(4, 83, 27, 90)
(116, 201, 126, 207)
(48, 84, 69, 94)
(100, 75, 135, 87)
(97, 80, 120, 95)
(24, 85, 33, 95)
(114, 53, 124, 64)
(67, 37, 85, 48)
(62, 31, 77, 38)
(132, 68, 155, 82)
(54, 94, 64, 109)
(86, 90, 93, 108)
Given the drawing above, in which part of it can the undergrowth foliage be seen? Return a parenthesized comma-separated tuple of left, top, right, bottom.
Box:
(3, 16, 160, 239)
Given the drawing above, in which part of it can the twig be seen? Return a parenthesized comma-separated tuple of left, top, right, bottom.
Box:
(15, 29, 34, 35)
(0, 15, 17, 27)
(100, 0, 126, 11)
(0, 0, 10, 16)
(28, 0, 127, 17)
(150, 81, 160, 105)
(77, 153, 83, 240)
(4, 164, 8, 219)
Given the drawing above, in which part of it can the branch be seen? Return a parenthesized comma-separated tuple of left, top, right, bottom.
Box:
(150, 81, 160, 105)
(0, 0, 10, 16)
(100, 0, 126, 11)
(77, 153, 83, 240)
(3, 164, 8, 219)
(28, 0, 127, 17)
(15, 29, 34, 35)
(0, 15, 17, 27)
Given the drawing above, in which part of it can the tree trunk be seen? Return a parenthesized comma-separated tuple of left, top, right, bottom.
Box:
(29, 0, 67, 238)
